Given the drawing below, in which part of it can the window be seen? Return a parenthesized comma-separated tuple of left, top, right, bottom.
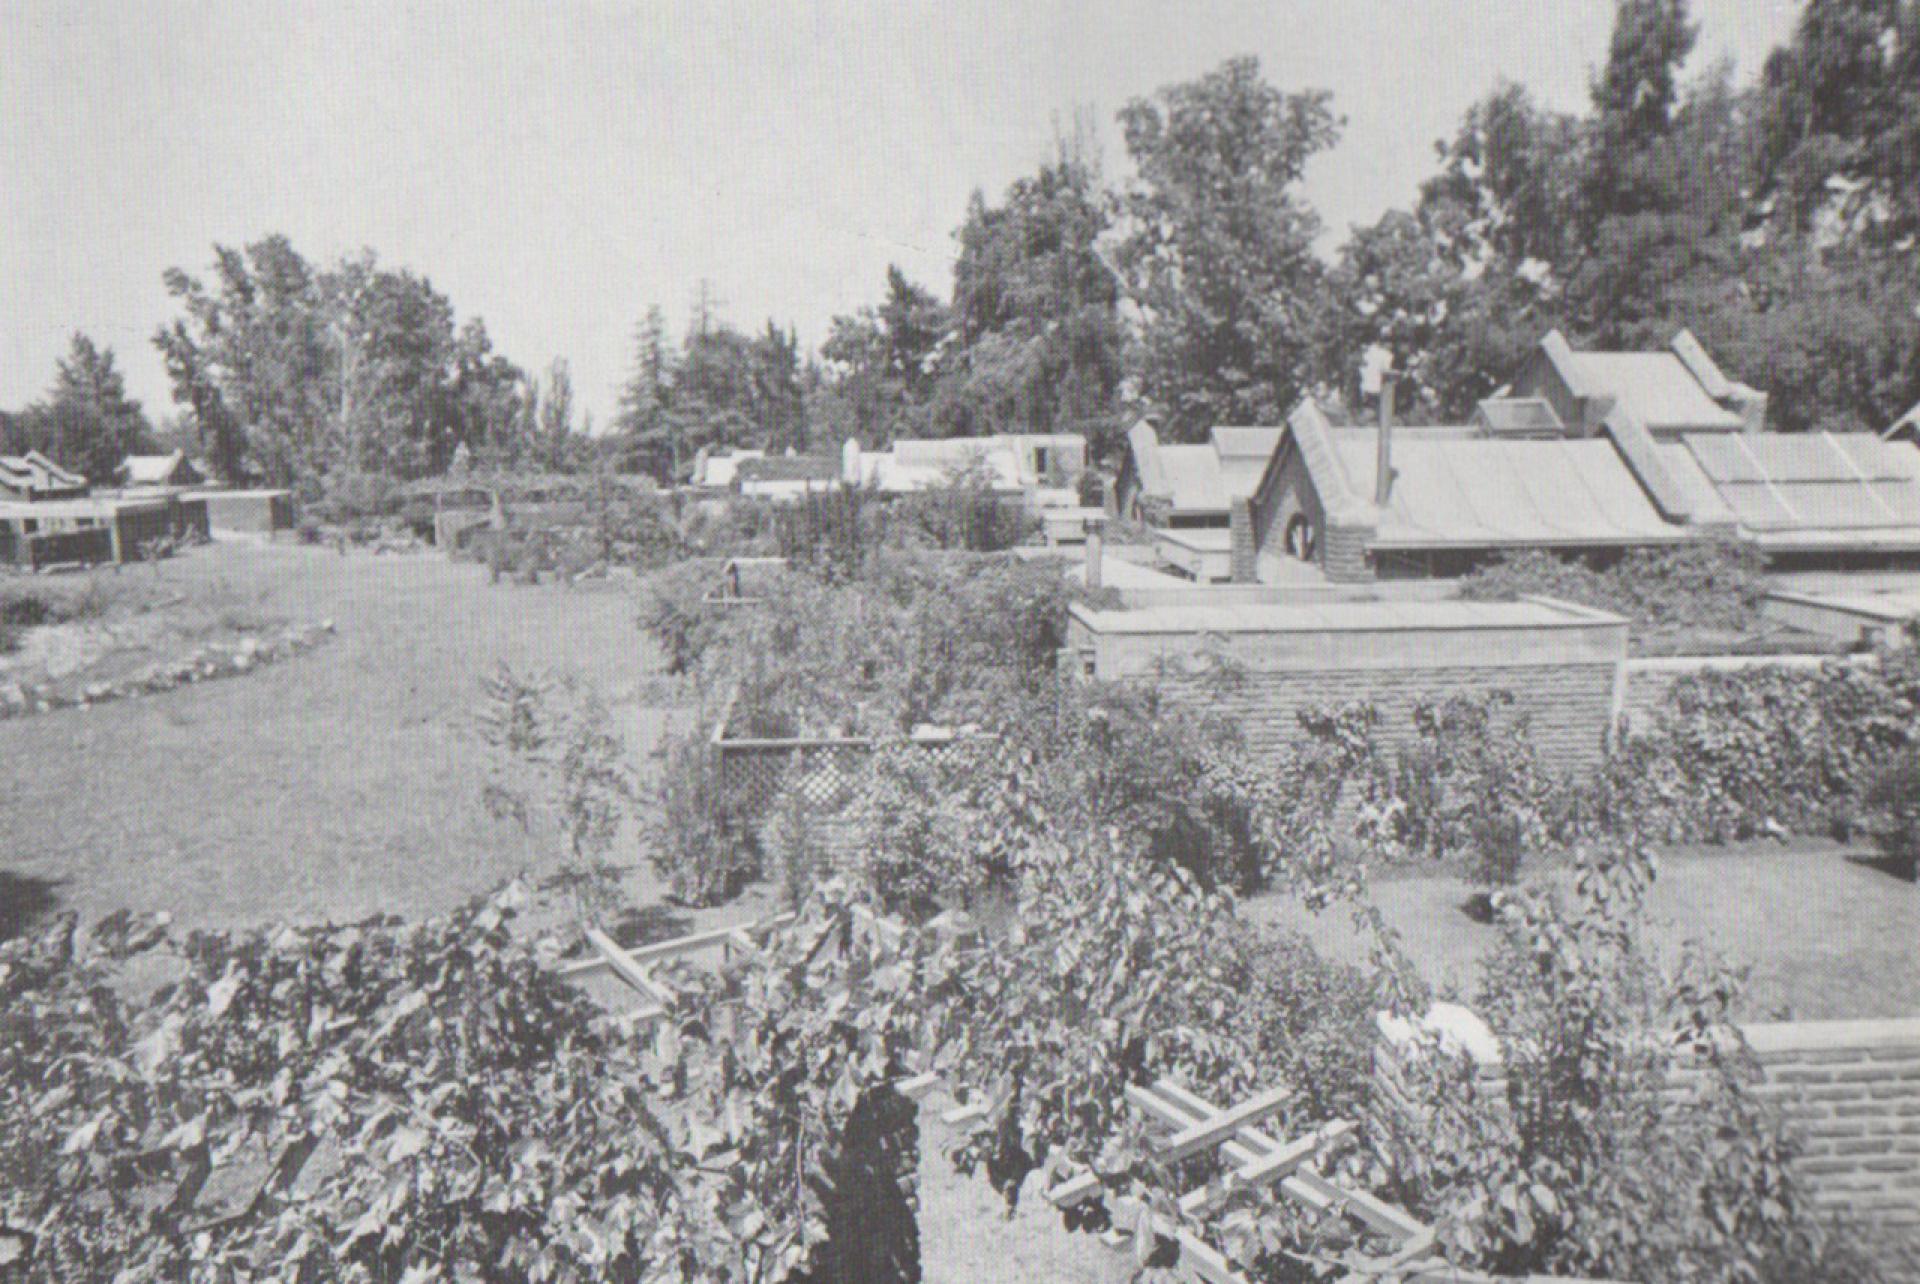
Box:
(1283, 512, 1319, 562)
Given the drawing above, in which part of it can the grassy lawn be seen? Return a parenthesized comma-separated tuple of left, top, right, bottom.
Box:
(6, 541, 1916, 1273)
(0, 543, 1130, 1277)
(0, 542, 682, 931)
(1247, 842, 1920, 1021)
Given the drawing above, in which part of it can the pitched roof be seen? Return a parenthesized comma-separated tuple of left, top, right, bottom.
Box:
(854, 438, 1024, 491)
(0, 451, 87, 495)
(1678, 431, 1920, 549)
(120, 451, 197, 485)
(1151, 445, 1227, 514)
(1570, 352, 1746, 432)
(1209, 427, 1284, 459)
(1324, 432, 1684, 549)
(1210, 426, 1283, 503)
(693, 448, 763, 487)
(737, 454, 839, 483)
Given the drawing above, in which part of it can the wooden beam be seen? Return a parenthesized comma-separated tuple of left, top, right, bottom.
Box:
(585, 928, 676, 1008)
(1145, 1081, 1284, 1163)
(1109, 1196, 1253, 1284)
(1143, 1082, 1343, 1220)
(940, 1101, 990, 1127)
(893, 1071, 941, 1101)
(1176, 1228, 1254, 1284)
(1152, 1085, 1292, 1163)
(1177, 1121, 1355, 1216)
(1045, 1170, 1104, 1208)
(1286, 1166, 1429, 1243)
(622, 913, 797, 966)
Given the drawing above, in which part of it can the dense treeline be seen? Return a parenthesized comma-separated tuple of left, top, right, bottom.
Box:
(9, 0, 1914, 493)
(614, 0, 1920, 470)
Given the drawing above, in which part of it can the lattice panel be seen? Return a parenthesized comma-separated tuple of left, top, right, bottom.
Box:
(717, 737, 965, 819)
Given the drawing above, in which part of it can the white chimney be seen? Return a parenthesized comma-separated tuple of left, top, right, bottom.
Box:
(1376, 375, 1397, 506)
(1084, 514, 1105, 590)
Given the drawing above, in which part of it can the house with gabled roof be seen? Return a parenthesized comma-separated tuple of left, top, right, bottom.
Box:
(0, 451, 89, 501)
(1233, 402, 1701, 583)
(1506, 329, 1767, 438)
(1111, 420, 1282, 531)
(117, 450, 204, 490)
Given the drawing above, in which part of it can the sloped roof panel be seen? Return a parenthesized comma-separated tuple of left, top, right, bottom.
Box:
(1327, 435, 1682, 549)
(1473, 397, 1565, 435)
(1210, 427, 1284, 459)
(1682, 431, 1920, 537)
(1152, 445, 1227, 513)
(1573, 353, 1745, 431)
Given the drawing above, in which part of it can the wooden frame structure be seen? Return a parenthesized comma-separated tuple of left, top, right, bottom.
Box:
(1039, 1078, 1435, 1284)
(560, 912, 1620, 1284)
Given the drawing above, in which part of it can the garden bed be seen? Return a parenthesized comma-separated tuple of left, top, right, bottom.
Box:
(0, 566, 333, 718)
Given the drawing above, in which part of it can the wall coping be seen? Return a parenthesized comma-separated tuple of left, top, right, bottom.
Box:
(1383, 1009, 1920, 1067)
(1624, 652, 1876, 673)
(1742, 1017, 1920, 1057)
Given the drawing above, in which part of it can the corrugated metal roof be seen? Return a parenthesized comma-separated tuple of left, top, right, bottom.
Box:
(1572, 353, 1745, 432)
(1327, 434, 1684, 548)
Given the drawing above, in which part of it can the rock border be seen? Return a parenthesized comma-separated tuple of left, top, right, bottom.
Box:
(0, 621, 336, 718)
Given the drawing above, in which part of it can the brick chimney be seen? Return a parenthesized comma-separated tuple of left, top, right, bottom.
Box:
(1229, 497, 1256, 584)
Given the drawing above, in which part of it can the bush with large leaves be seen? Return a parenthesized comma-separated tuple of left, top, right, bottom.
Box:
(0, 883, 935, 1283)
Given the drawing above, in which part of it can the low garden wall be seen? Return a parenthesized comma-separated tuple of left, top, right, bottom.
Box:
(1618, 652, 1876, 726)
(1375, 1015, 1920, 1273)
(0, 621, 335, 718)
(1068, 596, 1628, 775)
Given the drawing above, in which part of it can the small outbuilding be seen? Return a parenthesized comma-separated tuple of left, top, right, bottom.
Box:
(117, 451, 205, 490)
(1066, 593, 1629, 774)
(0, 451, 89, 501)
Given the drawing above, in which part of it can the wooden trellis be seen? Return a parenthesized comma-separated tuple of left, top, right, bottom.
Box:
(560, 913, 1620, 1284)
(1038, 1078, 1435, 1284)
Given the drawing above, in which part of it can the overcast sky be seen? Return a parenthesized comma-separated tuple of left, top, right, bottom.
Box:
(1, 0, 1803, 428)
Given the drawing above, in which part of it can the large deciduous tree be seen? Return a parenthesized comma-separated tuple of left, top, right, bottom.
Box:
(1111, 56, 1341, 439)
(153, 235, 531, 488)
(936, 135, 1125, 453)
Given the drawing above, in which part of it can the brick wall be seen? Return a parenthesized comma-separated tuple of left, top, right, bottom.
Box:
(1376, 1017, 1920, 1271)
(1323, 522, 1375, 582)
(1154, 661, 1617, 775)
(1742, 1018, 1920, 1256)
